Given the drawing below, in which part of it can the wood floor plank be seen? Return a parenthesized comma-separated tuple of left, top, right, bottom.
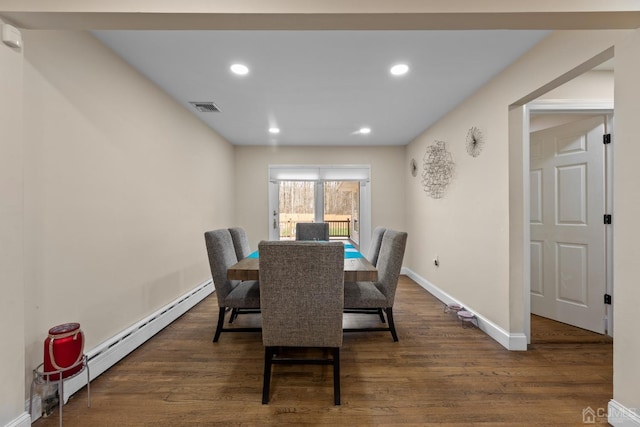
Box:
(34, 276, 613, 426)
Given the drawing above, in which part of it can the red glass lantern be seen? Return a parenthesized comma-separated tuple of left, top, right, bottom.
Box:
(43, 323, 84, 381)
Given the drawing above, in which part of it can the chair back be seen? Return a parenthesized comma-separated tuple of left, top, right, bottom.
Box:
(296, 222, 330, 241)
(204, 229, 239, 306)
(229, 227, 251, 260)
(374, 229, 408, 306)
(259, 241, 344, 348)
(366, 226, 387, 266)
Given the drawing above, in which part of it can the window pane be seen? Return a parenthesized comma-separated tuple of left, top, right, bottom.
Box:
(324, 181, 359, 240)
(278, 181, 315, 239)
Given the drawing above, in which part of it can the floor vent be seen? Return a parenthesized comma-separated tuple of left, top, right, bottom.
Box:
(189, 101, 221, 113)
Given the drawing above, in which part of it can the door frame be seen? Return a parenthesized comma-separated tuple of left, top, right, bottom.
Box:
(523, 100, 614, 341)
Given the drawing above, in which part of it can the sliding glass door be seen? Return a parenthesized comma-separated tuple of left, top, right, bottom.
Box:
(268, 165, 370, 250)
(275, 180, 359, 244)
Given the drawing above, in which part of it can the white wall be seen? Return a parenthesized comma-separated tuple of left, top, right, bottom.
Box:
(0, 19, 26, 427)
(530, 70, 614, 132)
(612, 27, 640, 417)
(234, 146, 405, 248)
(20, 30, 235, 402)
(540, 69, 614, 100)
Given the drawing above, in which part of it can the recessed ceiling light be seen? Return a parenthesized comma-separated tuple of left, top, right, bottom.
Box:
(269, 127, 280, 134)
(230, 63, 249, 75)
(359, 127, 371, 134)
(390, 63, 409, 76)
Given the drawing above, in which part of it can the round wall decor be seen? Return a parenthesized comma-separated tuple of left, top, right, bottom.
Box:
(466, 126, 485, 157)
(409, 158, 418, 177)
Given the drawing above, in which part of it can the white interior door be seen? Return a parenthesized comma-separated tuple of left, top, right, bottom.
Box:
(530, 115, 607, 333)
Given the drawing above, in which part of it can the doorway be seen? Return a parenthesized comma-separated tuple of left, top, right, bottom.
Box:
(529, 112, 613, 335)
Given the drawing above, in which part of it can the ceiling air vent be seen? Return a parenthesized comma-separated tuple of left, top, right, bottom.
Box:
(189, 101, 221, 113)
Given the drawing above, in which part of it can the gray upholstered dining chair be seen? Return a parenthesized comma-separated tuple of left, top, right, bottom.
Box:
(367, 226, 387, 267)
(258, 240, 344, 405)
(204, 229, 261, 342)
(295, 222, 330, 241)
(227, 226, 256, 323)
(228, 226, 252, 260)
(344, 229, 407, 342)
(345, 226, 387, 323)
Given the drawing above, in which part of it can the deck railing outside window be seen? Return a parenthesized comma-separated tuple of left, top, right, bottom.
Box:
(279, 219, 351, 239)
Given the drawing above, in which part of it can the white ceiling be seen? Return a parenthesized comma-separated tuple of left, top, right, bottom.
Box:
(93, 30, 550, 146)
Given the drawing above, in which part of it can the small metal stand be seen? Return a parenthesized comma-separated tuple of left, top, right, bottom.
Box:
(30, 355, 90, 427)
(457, 310, 478, 328)
(443, 303, 463, 315)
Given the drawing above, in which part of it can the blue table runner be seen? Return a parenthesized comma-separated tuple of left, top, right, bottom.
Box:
(247, 243, 363, 259)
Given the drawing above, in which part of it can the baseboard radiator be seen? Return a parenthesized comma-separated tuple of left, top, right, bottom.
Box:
(62, 279, 214, 403)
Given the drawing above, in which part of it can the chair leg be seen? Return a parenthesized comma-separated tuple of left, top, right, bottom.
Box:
(212, 307, 226, 342)
(262, 347, 274, 404)
(332, 348, 341, 405)
(378, 308, 386, 323)
(384, 307, 399, 342)
(229, 308, 239, 323)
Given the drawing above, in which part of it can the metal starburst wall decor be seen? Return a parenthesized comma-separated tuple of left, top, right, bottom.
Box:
(421, 140, 454, 199)
(466, 126, 484, 157)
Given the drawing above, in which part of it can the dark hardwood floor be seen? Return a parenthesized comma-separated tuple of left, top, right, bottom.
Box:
(34, 276, 613, 426)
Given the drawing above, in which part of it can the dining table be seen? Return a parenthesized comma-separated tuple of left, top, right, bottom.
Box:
(227, 242, 378, 282)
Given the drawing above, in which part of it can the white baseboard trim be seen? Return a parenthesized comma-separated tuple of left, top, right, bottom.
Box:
(402, 268, 527, 351)
(608, 400, 640, 426)
(4, 412, 30, 427)
(26, 279, 214, 422)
